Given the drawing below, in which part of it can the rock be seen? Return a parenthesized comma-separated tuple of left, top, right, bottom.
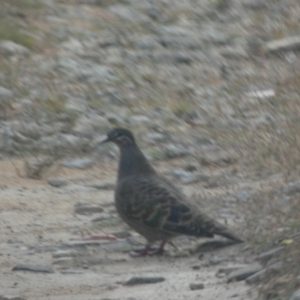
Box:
(109, 5, 150, 24)
(52, 250, 80, 258)
(172, 169, 209, 185)
(48, 179, 68, 188)
(164, 144, 190, 159)
(258, 246, 285, 264)
(243, 0, 268, 9)
(217, 267, 241, 276)
(282, 182, 300, 196)
(124, 276, 165, 285)
(0, 41, 29, 56)
(227, 264, 263, 282)
(24, 159, 53, 179)
(12, 264, 54, 273)
(0, 86, 13, 101)
(246, 262, 282, 284)
(189, 283, 204, 290)
(61, 269, 84, 275)
(0, 297, 26, 300)
(87, 182, 115, 190)
(62, 158, 94, 169)
(263, 35, 300, 55)
(236, 190, 253, 203)
(128, 115, 151, 125)
(210, 255, 226, 265)
(159, 37, 202, 50)
(147, 133, 167, 143)
(290, 289, 300, 300)
(220, 47, 248, 59)
(74, 202, 104, 215)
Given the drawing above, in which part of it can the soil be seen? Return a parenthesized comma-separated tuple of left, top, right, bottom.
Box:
(0, 159, 256, 300)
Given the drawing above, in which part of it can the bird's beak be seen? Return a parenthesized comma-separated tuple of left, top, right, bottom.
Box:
(94, 136, 110, 151)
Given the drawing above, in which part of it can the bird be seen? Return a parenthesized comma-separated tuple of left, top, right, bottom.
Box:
(101, 127, 244, 256)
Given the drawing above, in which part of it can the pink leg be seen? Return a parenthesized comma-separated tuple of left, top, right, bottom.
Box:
(130, 240, 167, 257)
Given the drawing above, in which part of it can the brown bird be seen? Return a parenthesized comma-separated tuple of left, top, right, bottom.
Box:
(101, 128, 244, 256)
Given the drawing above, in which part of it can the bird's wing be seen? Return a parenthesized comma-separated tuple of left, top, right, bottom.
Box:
(118, 176, 216, 238)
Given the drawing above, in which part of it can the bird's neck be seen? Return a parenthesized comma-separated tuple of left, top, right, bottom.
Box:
(118, 144, 156, 180)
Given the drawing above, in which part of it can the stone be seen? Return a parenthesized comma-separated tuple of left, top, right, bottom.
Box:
(283, 182, 300, 196)
(129, 115, 151, 125)
(210, 255, 226, 265)
(74, 202, 104, 215)
(164, 144, 190, 159)
(12, 264, 54, 273)
(290, 289, 300, 300)
(124, 276, 165, 285)
(48, 179, 68, 188)
(189, 283, 204, 290)
(227, 264, 263, 282)
(263, 35, 300, 55)
(0, 41, 29, 56)
(258, 246, 285, 264)
(246, 262, 282, 284)
(0, 86, 13, 101)
(62, 158, 94, 169)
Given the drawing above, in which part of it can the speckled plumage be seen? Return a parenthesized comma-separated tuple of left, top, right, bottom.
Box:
(103, 128, 244, 255)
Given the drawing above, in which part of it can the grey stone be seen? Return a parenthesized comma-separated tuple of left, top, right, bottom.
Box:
(246, 262, 282, 284)
(109, 5, 149, 24)
(173, 169, 209, 185)
(220, 47, 249, 59)
(74, 202, 104, 215)
(258, 246, 285, 264)
(12, 264, 54, 273)
(283, 182, 300, 196)
(263, 35, 300, 54)
(62, 158, 94, 169)
(210, 255, 226, 265)
(129, 115, 151, 125)
(125, 276, 165, 285)
(189, 283, 204, 290)
(290, 289, 300, 300)
(52, 250, 80, 258)
(0, 86, 13, 100)
(87, 182, 115, 190)
(236, 190, 253, 203)
(48, 179, 68, 188)
(159, 37, 202, 50)
(164, 144, 190, 159)
(61, 269, 84, 274)
(243, 0, 268, 10)
(135, 37, 157, 50)
(227, 263, 263, 282)
(0, 41, 29, 56)
(147, 133, 167, 142)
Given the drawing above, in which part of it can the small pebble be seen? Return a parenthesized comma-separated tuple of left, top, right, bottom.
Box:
(189, 283, 204, 290)
(12, 264, 54, 273)
(124, 276, 165, 285)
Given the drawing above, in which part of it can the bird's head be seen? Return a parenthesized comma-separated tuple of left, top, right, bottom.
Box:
(101, 128, 136, 147)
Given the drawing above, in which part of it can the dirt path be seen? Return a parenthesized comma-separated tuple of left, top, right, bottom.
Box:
(0, 159, 257, 300)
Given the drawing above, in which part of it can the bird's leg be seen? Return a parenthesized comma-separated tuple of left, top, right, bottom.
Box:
(130, 244, 152, 257)
(148, 240, 167, 255)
